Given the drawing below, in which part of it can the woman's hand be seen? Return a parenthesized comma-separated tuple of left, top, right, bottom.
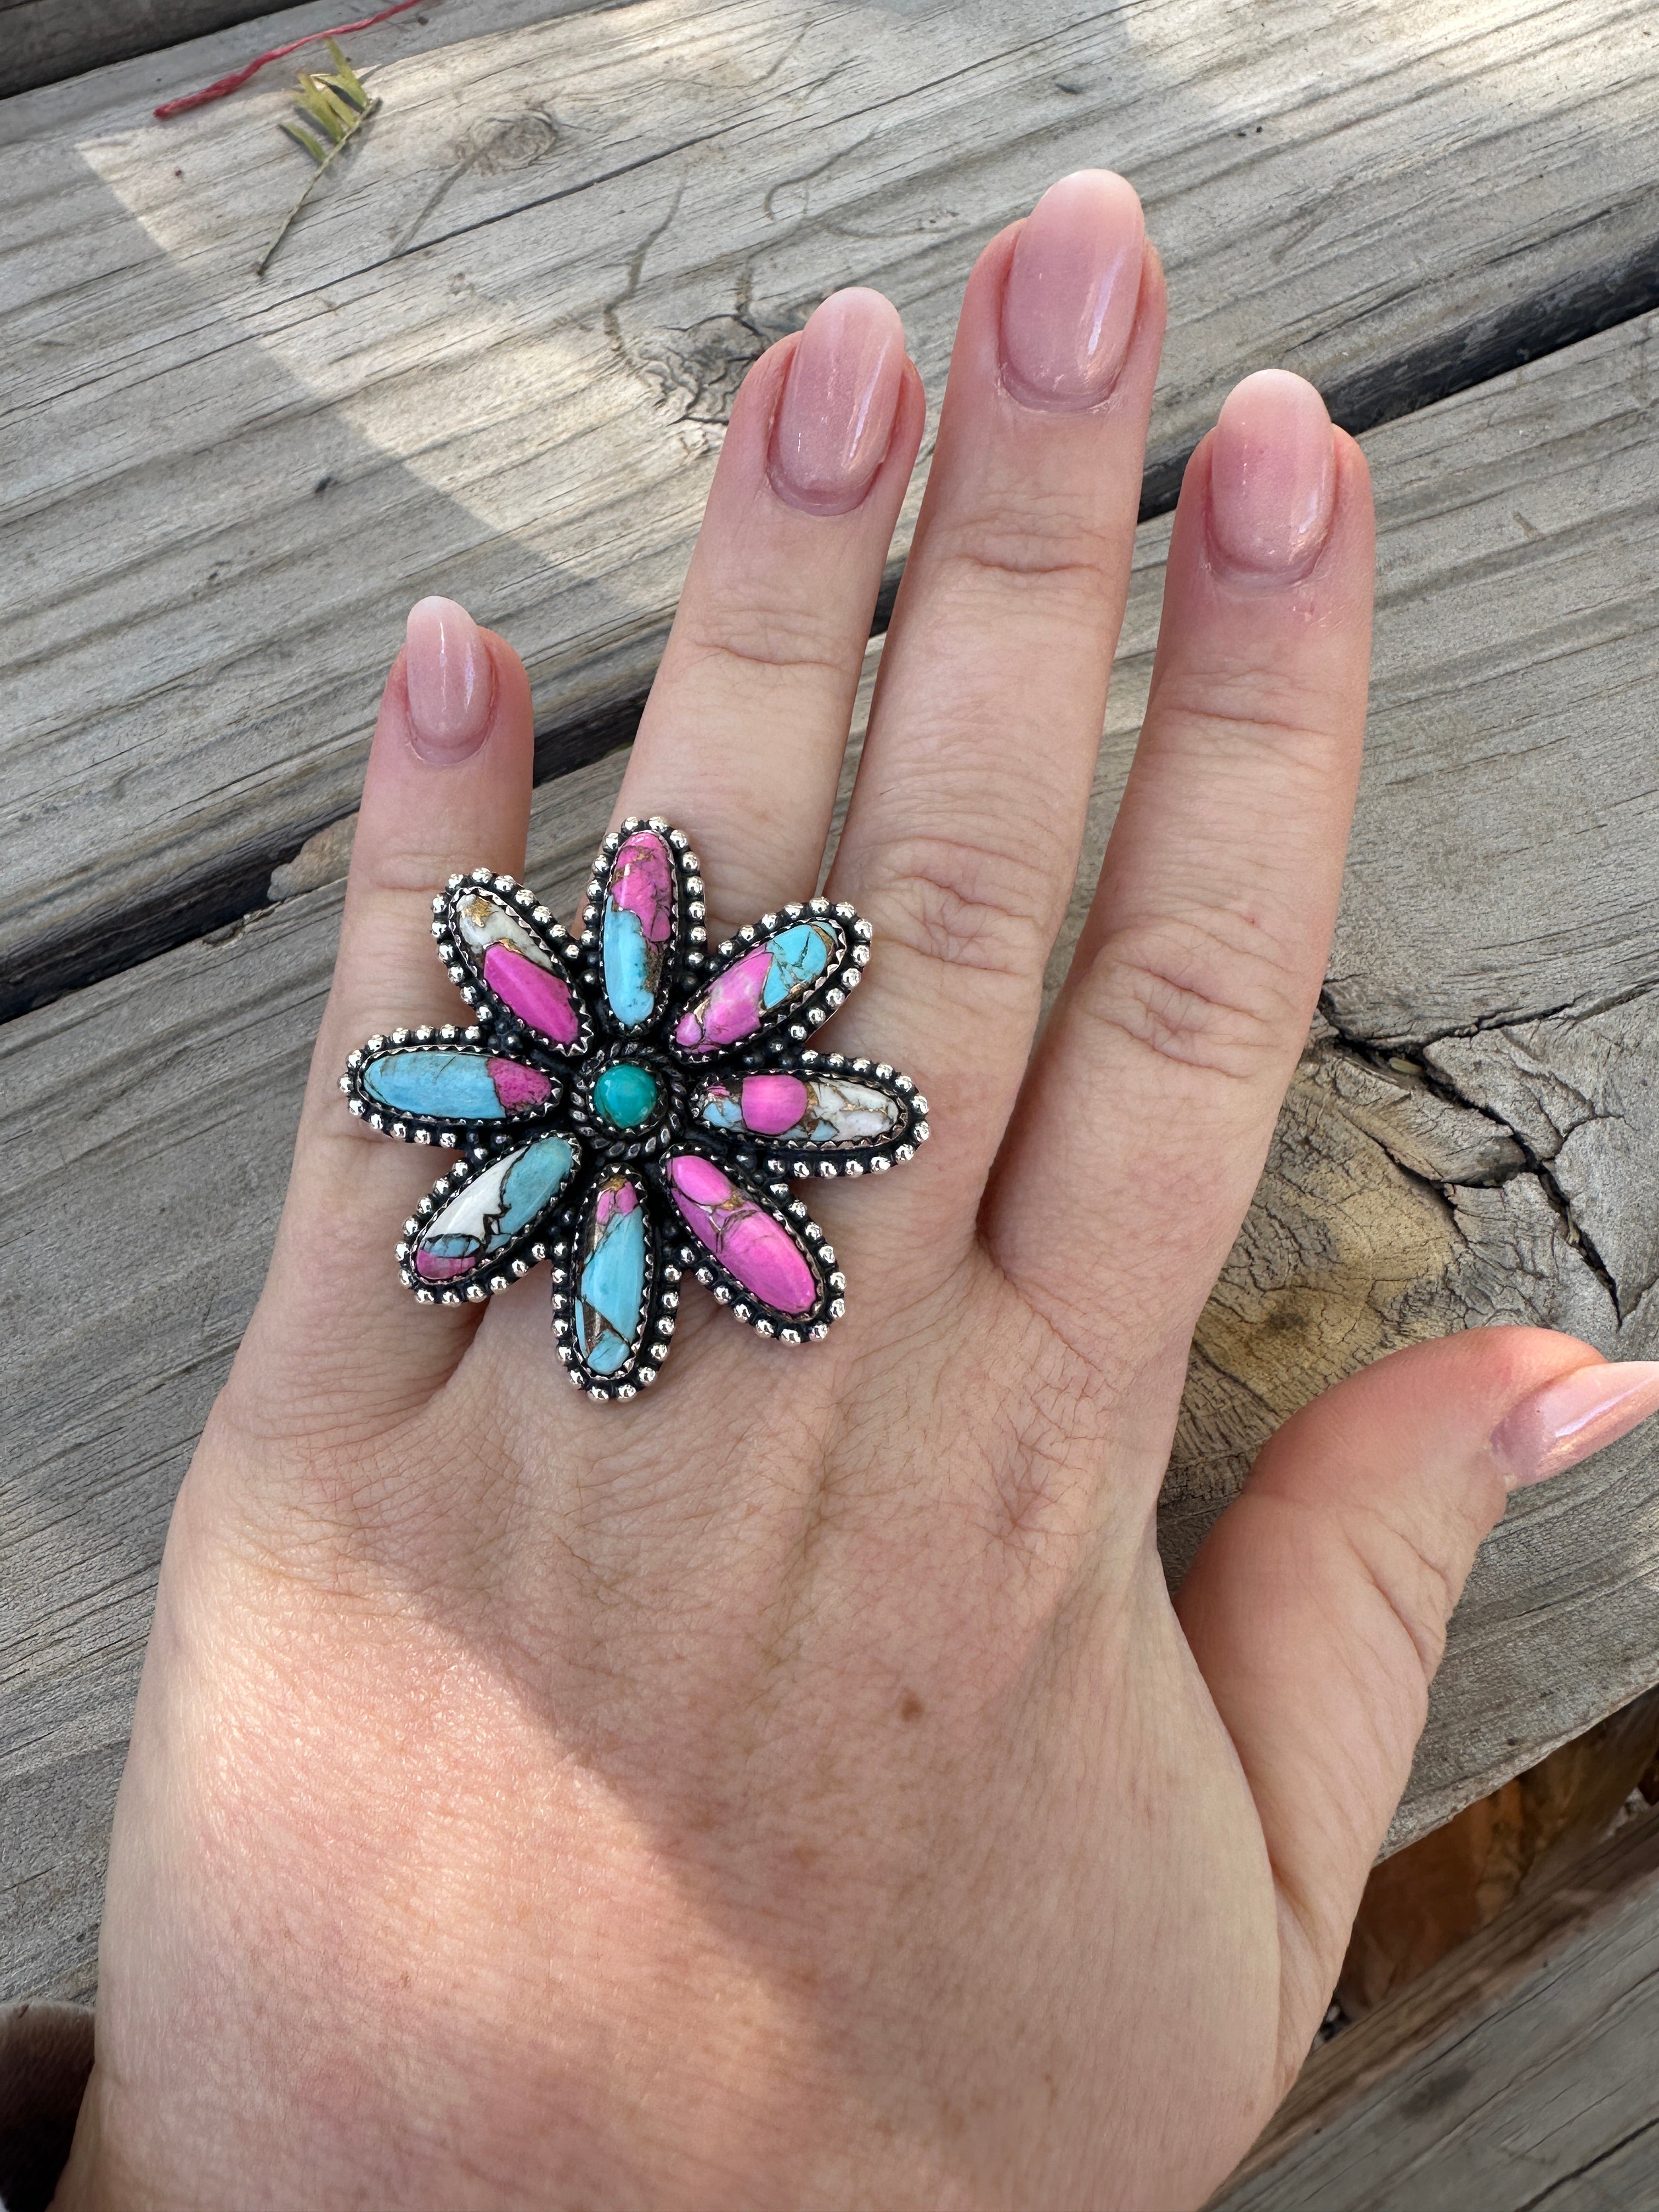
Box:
(59, 171, 1654, 2212)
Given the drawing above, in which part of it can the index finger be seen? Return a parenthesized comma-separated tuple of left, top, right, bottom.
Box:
(246, 601, 537, 1429)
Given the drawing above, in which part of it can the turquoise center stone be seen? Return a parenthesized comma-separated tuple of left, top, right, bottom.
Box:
(592, 1061, 660, 1130)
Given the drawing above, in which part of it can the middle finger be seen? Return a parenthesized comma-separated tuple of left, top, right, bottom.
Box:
(826, 172, 1164, 1262)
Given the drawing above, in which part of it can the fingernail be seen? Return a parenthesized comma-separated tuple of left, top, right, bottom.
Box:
(1209, 370, 1337, 577)
(999, 170, 1146, 410)
(1491, 1361, 1659, 1489)
(404, 596, 492, 761)
(768, 287, 906, 515)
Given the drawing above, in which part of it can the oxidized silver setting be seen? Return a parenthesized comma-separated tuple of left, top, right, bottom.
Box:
(340, 818, 929, 1400)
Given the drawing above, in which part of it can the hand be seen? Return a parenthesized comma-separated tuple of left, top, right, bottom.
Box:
(59, 171, 1651, 2212)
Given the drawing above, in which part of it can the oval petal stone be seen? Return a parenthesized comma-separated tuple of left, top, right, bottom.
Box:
(483, 945, 580, 1045)
(665, 1154, 816, 1314)
(412, 1135, 575, 1282)
(694, 1072, 898, 1147)
(454, 890, 582, 1046)
(673, 922, 837, 1056)
(361, 1048, 552, 1121)
(602, 830, 676, 1030)
(575, 1174, 650, 1375)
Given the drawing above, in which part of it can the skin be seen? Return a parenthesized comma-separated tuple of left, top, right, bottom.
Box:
(59, 179, 1611, 2211)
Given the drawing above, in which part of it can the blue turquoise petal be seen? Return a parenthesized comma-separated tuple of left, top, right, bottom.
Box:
(602, 907, 654, 1027)
(576, 1187, 648, 1375)
(363, 1049, 511, 1120)
(496, 1135, 577, 1238)
(759, 923, 832, 1009)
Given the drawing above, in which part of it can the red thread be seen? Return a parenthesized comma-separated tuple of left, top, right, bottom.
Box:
(154, 0, 425, 119)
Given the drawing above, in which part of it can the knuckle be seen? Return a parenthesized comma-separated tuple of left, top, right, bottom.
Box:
(1155, 677, 1352, 777)
(676, 599, 850, 688)
(1344, 1503, 1461, 1684)
(867, 827, 1059, 983)
(1080, 912, 1307, 1081)
(930, 493, 1118, 605)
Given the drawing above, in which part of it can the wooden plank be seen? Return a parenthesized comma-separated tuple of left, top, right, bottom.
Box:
(7, 0, 1659, 1012)
(10, 311, 1659, 2002)
(0, 1, 279, 103)
(1213, 1805, 1659, 2211)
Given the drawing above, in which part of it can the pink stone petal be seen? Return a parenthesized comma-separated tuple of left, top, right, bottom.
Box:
(610, 831, 675, 944)
(673, 945, 770, 1053)
(740, 1074, 810, 1136)
(488, 1057, 553, 1110)
(414, 1248, 475, 1282)
(594, 1178, 640, 1228)
(666, 1154, 816, 1315)
(484, 944, 580, 1045)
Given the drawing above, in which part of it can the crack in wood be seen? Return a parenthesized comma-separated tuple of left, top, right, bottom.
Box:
(1315, 997, 1634, 1321)
(392, 108, 561, 257)
(1515, 2112, 1659, 2210)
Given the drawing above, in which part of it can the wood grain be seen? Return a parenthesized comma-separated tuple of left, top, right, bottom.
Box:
(7, 0, 1659, 1011)
(1340, 1690, 1659, 2019)
(1212, 1803, 1659, 2211)
(10, 310, 1659, 2002)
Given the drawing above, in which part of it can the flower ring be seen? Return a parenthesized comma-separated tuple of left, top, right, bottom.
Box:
(340, 817, 929, 1400)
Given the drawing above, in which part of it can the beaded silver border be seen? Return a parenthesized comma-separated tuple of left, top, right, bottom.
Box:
(549, 1173, 677, 1402)
(398, 1136, 584, 1305)
(580, 816, 706, 1037)
(432, 868, 594, 1062)
(339, 1025, 563, 1146)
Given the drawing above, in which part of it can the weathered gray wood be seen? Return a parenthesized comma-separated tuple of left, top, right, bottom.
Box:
(10, 312, 1659, 2002)
(7, 0, 1659, 1011)
(1212, 1805, 1659, 2211)
(0, 0, 280, 101)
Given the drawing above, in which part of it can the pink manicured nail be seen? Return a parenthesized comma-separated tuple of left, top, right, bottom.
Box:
(999, 170, 1146, 409)
(1491, 1361, 1659, 1489)
(768, 287, 905, 515)
(1209, 370, 1336, 577)
(404, 596, 492, 761)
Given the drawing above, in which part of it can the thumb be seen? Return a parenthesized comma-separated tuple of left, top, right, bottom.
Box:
(1175, 1326, 1659, 2077)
